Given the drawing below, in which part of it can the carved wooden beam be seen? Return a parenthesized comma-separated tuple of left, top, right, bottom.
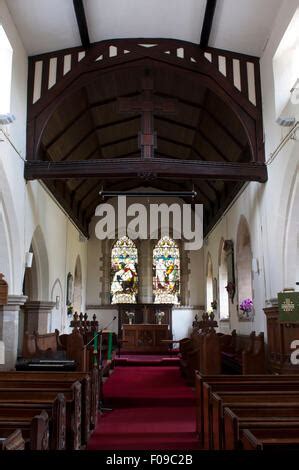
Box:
(25, 158, 268, 182)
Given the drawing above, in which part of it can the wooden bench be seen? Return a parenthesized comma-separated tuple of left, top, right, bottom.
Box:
(221, 331, 266, 375)
(0, 382, 81, 449)
(195, 371, 299, 446)
(224, 405, 299, 449)
(241, 427, 299, 450)
(0, 368, 99, 432)
(0, 410, 49, 450)
(211, 390, 299, 450)
(23, 330, 65, 358)
(0, 429, 25, 450)
(0, 371, 94, 444)
(182, 330, 265, 386)
(0, 393, 65, 450)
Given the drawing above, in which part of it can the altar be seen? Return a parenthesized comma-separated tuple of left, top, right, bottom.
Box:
(118, 304, 172, 352)
(122, 324, 170, 352)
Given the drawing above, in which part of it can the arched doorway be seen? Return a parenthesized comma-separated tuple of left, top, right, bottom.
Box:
(22, 226, 53, 335)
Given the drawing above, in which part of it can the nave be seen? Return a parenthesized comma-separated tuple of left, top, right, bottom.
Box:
(87, 361, 199, 451)
(0, 0, 299, 457)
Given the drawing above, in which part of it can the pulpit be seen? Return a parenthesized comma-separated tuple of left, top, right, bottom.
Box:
(264, 305, 299, 374)
(118, 304, 172, 352)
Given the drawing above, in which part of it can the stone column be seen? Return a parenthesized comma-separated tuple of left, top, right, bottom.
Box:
(23, 301, 55, 334)
(0, 295, 27, 370)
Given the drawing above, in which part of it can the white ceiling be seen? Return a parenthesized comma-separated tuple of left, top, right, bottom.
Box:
(6, 0, 282, 57)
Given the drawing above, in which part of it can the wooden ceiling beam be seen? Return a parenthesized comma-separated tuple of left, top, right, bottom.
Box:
(25, 159, 268, 182)
(200, 0, 218, 48)
(73, 0, 90, 48)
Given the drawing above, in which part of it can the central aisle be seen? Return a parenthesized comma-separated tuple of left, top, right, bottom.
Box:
(87, 365, 199, 450)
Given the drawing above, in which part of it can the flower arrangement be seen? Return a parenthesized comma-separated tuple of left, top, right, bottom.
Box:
(155, 311, 165, 324)
(239, 298, 253, 319)
(211, 300, 217, 310)
(126, 311, 135, 324)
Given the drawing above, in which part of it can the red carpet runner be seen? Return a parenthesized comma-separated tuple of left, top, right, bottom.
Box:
(87, 365, 199, 450)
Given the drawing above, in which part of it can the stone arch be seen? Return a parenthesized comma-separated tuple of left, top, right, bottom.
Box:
(236, 215, 254, 318)
(218, 238, 229, 320)
(0, 202, 13, 291)
(283, 169, 299, 290)
(29, 225, 50, 300)
(73, 255, 82, 313)
(206, 253, 213, 312)
(0, 160, 22, 294)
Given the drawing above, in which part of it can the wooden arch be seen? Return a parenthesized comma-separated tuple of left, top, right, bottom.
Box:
(25, 39, 266, 237)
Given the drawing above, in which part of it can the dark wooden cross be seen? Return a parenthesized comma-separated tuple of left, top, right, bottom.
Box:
(118, 71, 177, 159)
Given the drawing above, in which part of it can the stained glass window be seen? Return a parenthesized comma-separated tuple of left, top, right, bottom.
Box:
(153, 237, 180, 304)
(111, 237, 138, 304)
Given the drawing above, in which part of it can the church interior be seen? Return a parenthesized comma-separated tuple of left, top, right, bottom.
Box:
(0, 0, 299, 452)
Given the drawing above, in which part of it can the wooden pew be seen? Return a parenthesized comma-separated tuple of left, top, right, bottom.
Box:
(0, 429, 25, 450)
(224, 405, 299, 449)
(241, 427, 299, 450)
(0, 368, 99, 434)
(0, 382, 81, 450)
(0, 393, 65, 450)
(195, 371, 299, 446)
(220, 331, 265, 375)
(0, 374, 91, 444)
(211, 390, 299, 450)
(0, 410, 49, 450)
(22, 330, 64, 358)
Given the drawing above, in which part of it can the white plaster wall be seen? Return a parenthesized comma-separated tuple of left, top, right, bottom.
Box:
(203, 0, 299, 339)
(0, 1, 88, 342)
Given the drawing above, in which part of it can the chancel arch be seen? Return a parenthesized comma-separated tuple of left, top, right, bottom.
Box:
(218, 238, 229, 321)
(236, 216, 254, 319)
